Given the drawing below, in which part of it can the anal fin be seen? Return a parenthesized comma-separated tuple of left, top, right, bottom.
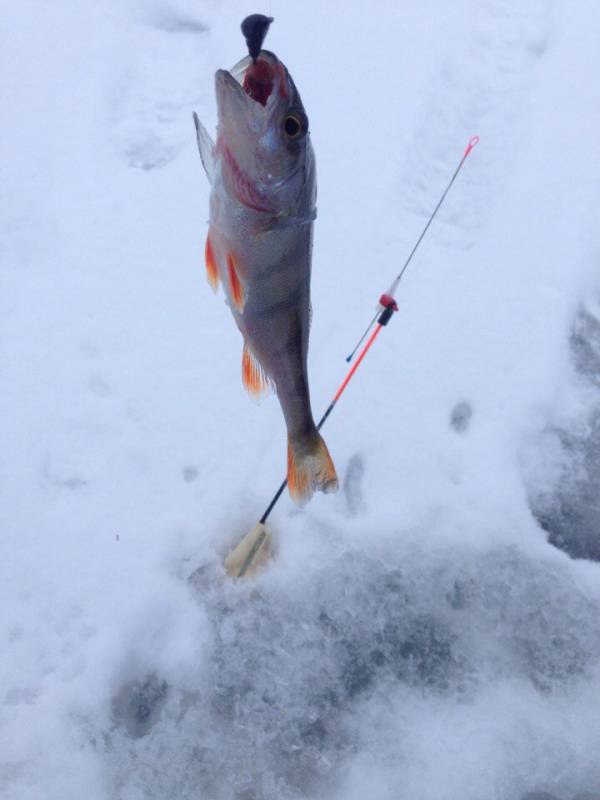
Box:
(242, 343, 271, 397)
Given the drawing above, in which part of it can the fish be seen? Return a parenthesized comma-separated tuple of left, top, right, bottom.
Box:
(193, 46, 338, 503)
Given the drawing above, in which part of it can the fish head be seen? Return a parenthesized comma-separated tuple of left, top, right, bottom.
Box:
(215, 51, 315, 216)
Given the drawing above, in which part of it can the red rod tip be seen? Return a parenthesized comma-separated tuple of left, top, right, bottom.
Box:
(464, 135, 480, 157)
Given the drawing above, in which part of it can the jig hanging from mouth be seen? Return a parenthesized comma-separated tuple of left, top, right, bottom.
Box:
(238, 14, 287, 108)
(241, 14, 274, 62)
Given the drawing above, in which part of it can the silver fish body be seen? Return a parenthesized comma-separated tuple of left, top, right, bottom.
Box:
(194, 51, 337, 502)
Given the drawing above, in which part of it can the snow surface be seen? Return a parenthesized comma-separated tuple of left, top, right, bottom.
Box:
(2, 1, 600, 798)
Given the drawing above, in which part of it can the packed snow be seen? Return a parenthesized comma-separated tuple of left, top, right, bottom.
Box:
(2, 1, 600, 798)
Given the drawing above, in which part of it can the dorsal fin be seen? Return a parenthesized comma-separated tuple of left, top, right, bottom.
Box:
(192, 112, 215, 184)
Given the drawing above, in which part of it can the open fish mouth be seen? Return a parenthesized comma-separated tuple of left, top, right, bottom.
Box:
(224, 52, 287, 107)
(215, 52, 291, 213)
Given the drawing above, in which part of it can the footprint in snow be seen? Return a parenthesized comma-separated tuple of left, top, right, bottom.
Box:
(89, 373, 112, 398)
(110, 10, 210, 171)
(42, 459, 88, 491)
(450, 400, 473, 433)
(182, 465, 198, 483)
(153, 14, 208, 35)
(342, 452, 366, 516)
(112, 673, 169, 739)
(398, 0, 550, 250)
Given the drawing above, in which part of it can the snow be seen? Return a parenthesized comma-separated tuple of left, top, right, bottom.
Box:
(2, 1, 600, 798)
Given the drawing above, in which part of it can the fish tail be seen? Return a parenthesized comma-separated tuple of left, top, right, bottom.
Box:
(287, 431, 338, 504)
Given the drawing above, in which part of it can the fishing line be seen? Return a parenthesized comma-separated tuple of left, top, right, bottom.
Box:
(346, 135, 480, 362)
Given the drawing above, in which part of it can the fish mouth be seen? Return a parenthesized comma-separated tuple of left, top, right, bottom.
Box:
(216, 52, 288, 214)
(241, 53, 287, 106)
(217, 51, 286, 109)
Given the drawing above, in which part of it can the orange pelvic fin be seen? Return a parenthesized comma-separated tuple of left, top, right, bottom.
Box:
(287, 433, 338, 504)
(227, 252, 246, 311)
(205, 232, 219, 292)
(242, 343, 271, 398)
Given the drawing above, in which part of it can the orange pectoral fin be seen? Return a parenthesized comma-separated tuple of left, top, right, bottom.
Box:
(242, 343, 271, 398)
(205, 232, 219, 292)
(227, 252, 246, 311)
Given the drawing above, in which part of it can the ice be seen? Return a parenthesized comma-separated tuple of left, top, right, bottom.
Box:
(100, 540, 600, 800)
(527, 298, 600, 561)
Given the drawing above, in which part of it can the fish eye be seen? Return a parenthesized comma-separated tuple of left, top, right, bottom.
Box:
(284, 114, 303, 139)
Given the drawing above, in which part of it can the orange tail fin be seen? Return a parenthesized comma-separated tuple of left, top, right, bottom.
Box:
(287, 432, 338, 504)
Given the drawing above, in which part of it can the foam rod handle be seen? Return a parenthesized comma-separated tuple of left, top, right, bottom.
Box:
(241, 14, 274, 61)
(224, 522, 271, 578)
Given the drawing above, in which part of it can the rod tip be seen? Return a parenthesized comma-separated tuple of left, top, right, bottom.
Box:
(464, 135, 480, 157)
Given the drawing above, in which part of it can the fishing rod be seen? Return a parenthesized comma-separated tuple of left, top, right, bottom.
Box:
(346, 135, 480, 363)
(225, 135, 480, 578)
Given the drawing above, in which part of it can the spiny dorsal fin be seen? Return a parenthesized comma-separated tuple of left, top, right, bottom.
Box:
(193, 112, 215, 184)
